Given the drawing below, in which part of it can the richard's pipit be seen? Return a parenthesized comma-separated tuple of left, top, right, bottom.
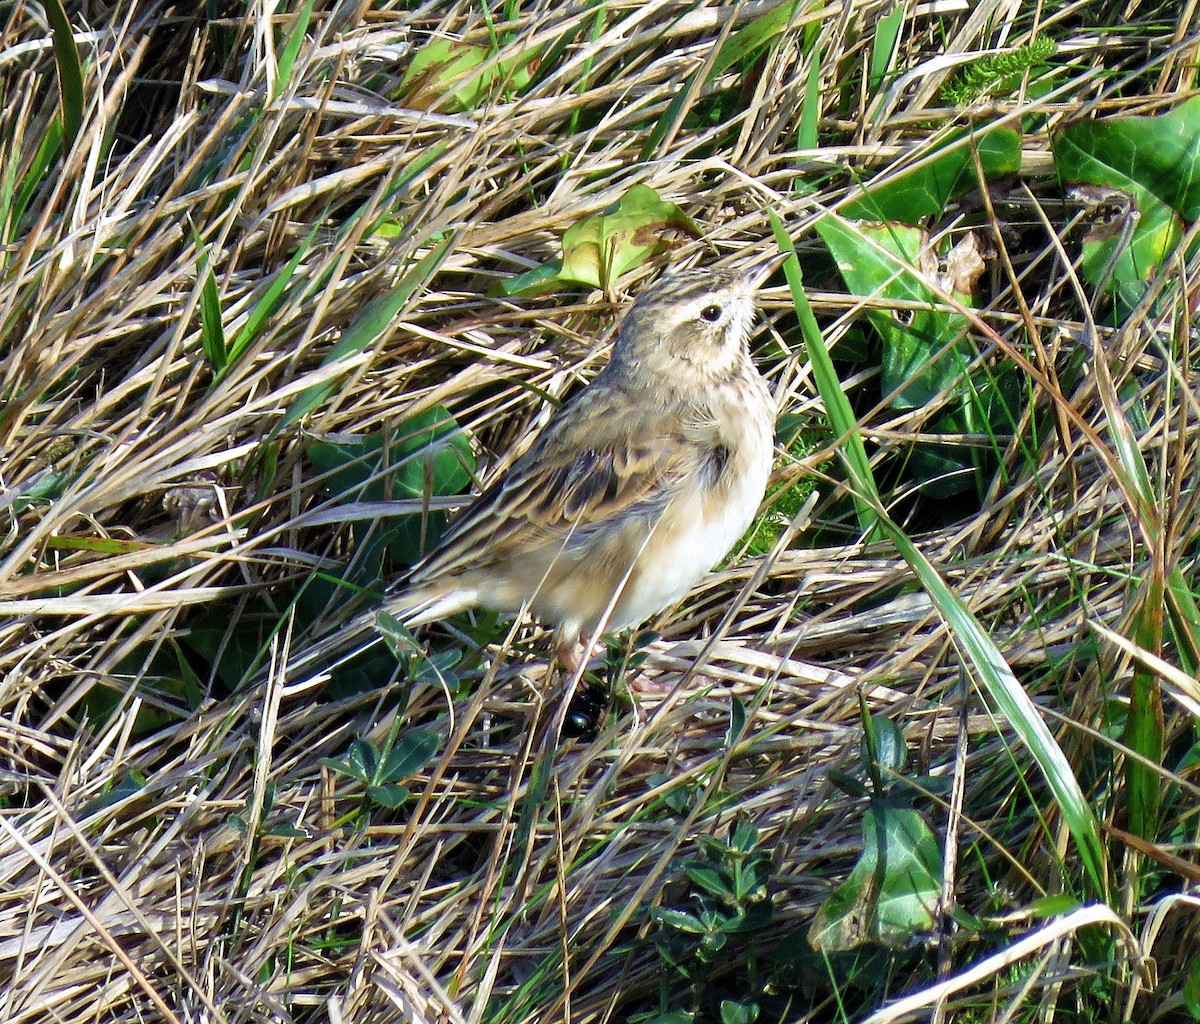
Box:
(392, 260, 778, 669)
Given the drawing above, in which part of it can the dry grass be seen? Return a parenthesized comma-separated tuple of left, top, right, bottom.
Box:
(2, 1, 1199, 1022)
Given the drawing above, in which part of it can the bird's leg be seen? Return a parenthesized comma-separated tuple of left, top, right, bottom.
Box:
(554, 638, 583, 675)
(555, 630, 682, 705)
(553, 635, 604, 674)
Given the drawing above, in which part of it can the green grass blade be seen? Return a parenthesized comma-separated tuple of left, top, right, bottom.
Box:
(770, 211, 1107, 898)
(1165, 566, 1200, 674)
(769, 210, 882, 539)
(281, 235, 454, 429)
(868, 5, 903, 96)
(639, 65, 701, 161)
(221, 226, 319, 379)
(194, 237, 227, 374)
(881, 520, 1108, 898)
(8, 121, 63, 247)
(711, 0, 807, 78)
(275, 0, 316, 99)
(1084, 327, 1172, 842)
(1125, 626, 1164, 844)
(44, 0, 84, 151)
(798, 45, 821, 150)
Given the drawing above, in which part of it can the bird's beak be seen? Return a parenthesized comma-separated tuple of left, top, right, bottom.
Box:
(744, 251, 787, 291)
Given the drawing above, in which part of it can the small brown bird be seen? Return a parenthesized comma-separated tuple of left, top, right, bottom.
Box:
(393, 260, 777, 669)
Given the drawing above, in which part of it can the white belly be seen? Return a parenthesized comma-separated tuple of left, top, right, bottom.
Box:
(607, 436, 772, 632)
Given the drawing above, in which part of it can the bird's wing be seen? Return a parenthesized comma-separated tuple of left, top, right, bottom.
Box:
(409, 383, 713, 585)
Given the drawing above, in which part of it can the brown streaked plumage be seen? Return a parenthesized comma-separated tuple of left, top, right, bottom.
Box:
(391, 260, 777, 667)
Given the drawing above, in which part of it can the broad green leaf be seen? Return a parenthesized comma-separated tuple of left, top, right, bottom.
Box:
(493, 260, 563, 297)
(719, 1000, 759, 1024)
(912, 365, 1024, 497)
(559, 184, 701, 290)
(400, 37, 539, 111)
(815, 215, 1020, 495)
(1056, 95, 1200, 222)
(844, 128, 1021, 222)
(1184, 951, 1200, 1019)
(683, 863, 734, 902)
(309, 408, 475, 574)
(365, 782, 410, 808)
(319, 749, 360, 777)
(653, 908, 707, 934)
(347, 738, 379, 781)
(309, 408, 474, 504)
(827, 769, 870, 799)
(1027, 893, 1083, 918)
(729, 821, 761, 855)
(268, 822, 311, 839)
(809, 805, 942, 950)
(1054, 96, 1200, 308)
(401, 39, 489, 108)
(377, 611, 418, 657)
(412, 646, 462, 686)
(815, 218, 971, 407)
(181, 601, 278, 689)
(862, 713, 906, 776)
(380, 728, 439, 781)
(500, 186, 701, 295)
(319, 754, 368, 784)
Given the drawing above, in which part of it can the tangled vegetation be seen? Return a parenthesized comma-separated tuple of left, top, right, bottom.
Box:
(1, 1, 1198, 1022)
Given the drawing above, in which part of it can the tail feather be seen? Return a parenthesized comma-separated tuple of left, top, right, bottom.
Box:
(389, 586, 478, 627)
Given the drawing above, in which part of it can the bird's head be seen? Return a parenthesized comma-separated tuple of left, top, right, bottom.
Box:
(610, 260, 775, 385)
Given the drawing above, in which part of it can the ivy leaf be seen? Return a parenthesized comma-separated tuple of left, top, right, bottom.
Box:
(1054, 96, 1200, 310)
(809, 805, 943, 951)
(843, 128, 1020, 222)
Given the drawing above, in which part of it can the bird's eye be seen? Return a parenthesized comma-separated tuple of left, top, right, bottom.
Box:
(700, 304, 722, 322)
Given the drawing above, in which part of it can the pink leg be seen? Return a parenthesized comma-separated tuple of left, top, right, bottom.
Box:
(553, 632, 676, 694)
(554, 636, 607, 675)
(555, 638, 582, 674)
